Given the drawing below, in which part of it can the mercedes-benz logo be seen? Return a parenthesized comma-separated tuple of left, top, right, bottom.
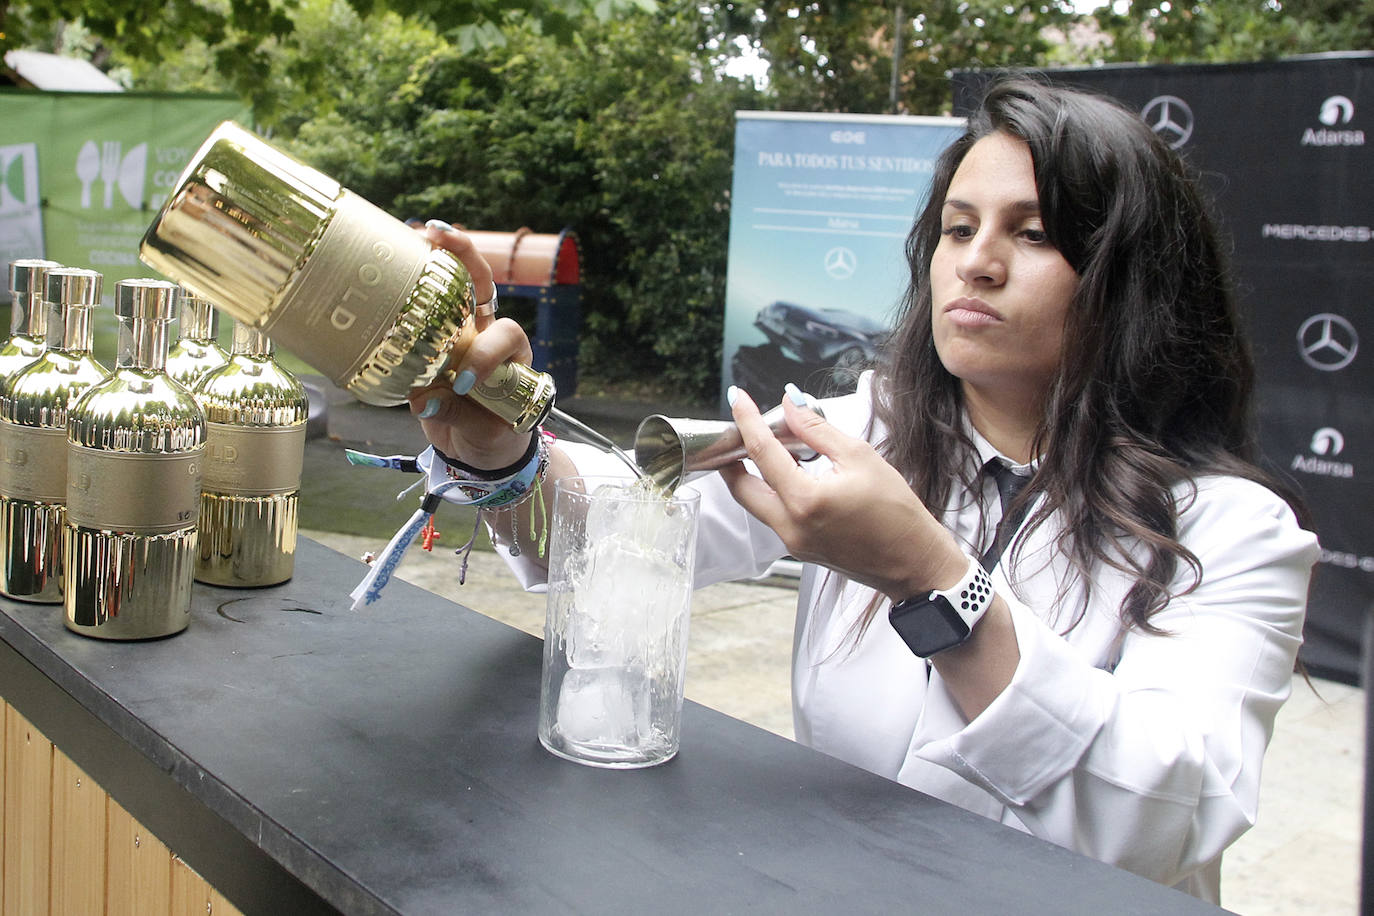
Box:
(1141, 95, 1194, 149)
(824, 246, 856, 280)
(1298, 313, 1359, 371)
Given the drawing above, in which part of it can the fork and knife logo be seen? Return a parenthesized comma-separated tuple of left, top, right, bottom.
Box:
(75, 139, 147, 210)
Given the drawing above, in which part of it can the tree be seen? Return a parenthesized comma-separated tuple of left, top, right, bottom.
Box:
(693, 1, 1372, 116)
(2, 0, 654, 120)
(695, 1, 1079, 116)
(4, 0, 296, 108)
(1089, 0, 1374, 65)
(15, 0, 1369, 397)
(272, 3, 759, 397)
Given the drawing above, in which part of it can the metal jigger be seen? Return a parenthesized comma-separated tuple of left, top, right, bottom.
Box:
(633, 395, 824, 492)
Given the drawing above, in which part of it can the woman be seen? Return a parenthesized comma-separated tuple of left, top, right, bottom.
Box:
(408, 78, 1317, 903)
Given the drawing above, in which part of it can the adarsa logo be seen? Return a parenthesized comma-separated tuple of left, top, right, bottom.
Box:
(1291, 454, 1354, 477)
(1303, 127, 1365, 147)
(1301, 94, 1364, 147)
(1291, 426, 1355, 478)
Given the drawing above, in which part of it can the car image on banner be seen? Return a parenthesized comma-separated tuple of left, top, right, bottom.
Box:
(720, 110, 965, 413)
(733, 300, 889, 399)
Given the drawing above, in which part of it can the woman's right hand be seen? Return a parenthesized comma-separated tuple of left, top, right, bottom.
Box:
(406, 221, 534, 470)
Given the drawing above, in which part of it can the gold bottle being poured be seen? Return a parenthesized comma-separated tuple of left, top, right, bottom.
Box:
(1, 258, 62, 379)
(194, 321, 308, 587)
(0, 268, 107, 603)
(138, 121, 554, 432)
(64, 279, 205, 639)
(165, 286, 229, 388)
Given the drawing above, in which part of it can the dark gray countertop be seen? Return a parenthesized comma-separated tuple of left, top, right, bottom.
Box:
(0, 537, 1220, 914)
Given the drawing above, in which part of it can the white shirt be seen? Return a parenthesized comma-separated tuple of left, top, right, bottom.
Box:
(494, 372, 1318, 904)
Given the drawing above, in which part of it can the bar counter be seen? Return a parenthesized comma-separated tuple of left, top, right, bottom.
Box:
(0, 537, 1220, 914)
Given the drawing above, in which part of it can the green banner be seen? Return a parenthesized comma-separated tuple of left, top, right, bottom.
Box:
(1, 89, 251, 293)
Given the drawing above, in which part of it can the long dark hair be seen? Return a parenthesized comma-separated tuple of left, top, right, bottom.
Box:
(873, 76, 1302, 634)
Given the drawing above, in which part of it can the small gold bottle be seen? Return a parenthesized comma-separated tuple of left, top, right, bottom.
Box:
(1, 259, 62, 381)
(194, 321, 308, 587)
(139, 121, 554, 431)
(64, 279, 205, 639)
(0, 268, 107, 603)
(165, 286, 229, 388)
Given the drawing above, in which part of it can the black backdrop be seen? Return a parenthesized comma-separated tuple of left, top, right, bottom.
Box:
(955, 54, 1374, 685)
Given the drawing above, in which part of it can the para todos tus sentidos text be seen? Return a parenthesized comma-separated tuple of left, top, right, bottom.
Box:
(757, 151, 937, 173)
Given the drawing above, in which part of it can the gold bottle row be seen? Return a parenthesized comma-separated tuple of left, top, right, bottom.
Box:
(0, 259, 308, 640)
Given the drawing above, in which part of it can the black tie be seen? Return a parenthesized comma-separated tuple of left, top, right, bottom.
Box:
(979, 459, 1031, 572)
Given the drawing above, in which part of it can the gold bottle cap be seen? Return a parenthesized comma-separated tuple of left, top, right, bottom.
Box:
(115, 279, 179, 322)
(139, 121, 339, 328)
(9, 258, 62, 302)
(46, 268, 103, 310)
(7, 258, 62, 336)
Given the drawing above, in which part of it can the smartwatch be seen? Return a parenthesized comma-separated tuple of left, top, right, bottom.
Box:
(888, 555, 995, 657)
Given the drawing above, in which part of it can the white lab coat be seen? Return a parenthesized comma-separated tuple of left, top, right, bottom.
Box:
(489, 372, 1318, 903)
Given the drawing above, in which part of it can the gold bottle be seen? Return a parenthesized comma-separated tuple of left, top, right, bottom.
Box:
(194, 321, 307, 587)
(138, 121, 554, 431)
(64, 279, 205, 639)
(1, 258, 62, 381)
(0, 268, 107, 603)
(165, 286, 229, 388)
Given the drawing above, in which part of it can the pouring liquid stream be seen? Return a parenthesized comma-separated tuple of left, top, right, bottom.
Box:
(547, 406, 648, 483)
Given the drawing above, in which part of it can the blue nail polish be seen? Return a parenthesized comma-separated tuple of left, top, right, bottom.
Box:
(453, 369, 477, 396)
(726, 385, 740, 407)
(418, 396, 441, 419)
(785, 383, 807, 407)
(426, 218, 454, 233)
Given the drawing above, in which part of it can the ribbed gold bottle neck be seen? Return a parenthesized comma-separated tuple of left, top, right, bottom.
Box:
(116, 318, 172, 372)
(115, 279, 178, 372)
(178, 291, 218, 341)
(44, 268, 102, 354)
(230, 321, 273, 357)
(47, 305, 95, 355)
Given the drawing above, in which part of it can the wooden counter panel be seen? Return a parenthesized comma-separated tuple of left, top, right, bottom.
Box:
(1, 700, 241, 916)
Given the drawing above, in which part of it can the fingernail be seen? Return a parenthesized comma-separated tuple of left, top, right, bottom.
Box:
(726, 385, 741, 407)
(418, 396, 441, 419)
(452, 369, 476, 395)
(784, 382, 808, 407)
(426, 219, 454, 233)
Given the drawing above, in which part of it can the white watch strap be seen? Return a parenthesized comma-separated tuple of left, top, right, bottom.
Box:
(931, 554, 995, 631)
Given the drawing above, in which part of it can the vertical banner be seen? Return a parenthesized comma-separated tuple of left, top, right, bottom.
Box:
(0, 141, 43, 261)
(956, 54, 1374, 684)
(722, 112, 964, 409)
(0, 90, 251, 294)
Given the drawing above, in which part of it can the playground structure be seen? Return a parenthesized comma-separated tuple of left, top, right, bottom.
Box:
(466, 228, 581, 398)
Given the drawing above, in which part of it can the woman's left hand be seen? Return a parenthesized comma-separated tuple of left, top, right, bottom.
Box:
(722, 384, 1022, 718)
(717, 386, 969, 600)
(405, 221, 534, 470)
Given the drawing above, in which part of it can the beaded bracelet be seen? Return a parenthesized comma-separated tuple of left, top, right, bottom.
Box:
(442, 431, 552, 577)
(435, 432, 549, 510)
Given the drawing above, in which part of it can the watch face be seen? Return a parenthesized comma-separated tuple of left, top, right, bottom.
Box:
(889, 595, 972, 657)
